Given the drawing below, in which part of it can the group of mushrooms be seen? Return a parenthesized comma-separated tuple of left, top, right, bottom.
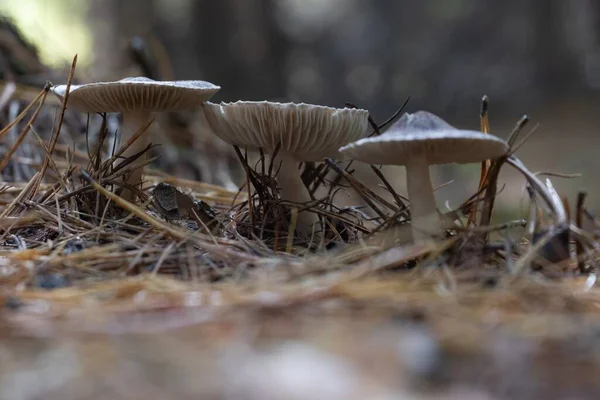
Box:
(51, 77, 509, 243)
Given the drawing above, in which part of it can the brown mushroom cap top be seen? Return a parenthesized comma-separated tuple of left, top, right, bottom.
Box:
(339, 111, 509, 165)
(51, 77, 220, 113)
(202, 101, 369, 162)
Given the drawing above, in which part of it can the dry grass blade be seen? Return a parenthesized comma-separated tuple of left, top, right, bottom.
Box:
(152, 173, 244, 198)
(100, 118, 154, 173)
(79, 169, 261, 265)
(79, 169, 189, 241)
(478, 156, 506, 229)
(534, 171, 582, 179)
(370, 164, 408, 212)
(506, 114, 530, 149)
(234, 145, 254, 229)
(29, 126, 69, 192)
(499, 157, 570, 281)
(0, 171, 40, 218)
(0, 84, 47, 141)
(505, 225, 564, 283)
(36, 54, 78, 199)
(510, 123, 540, 155)
(325, 158, 393, 219)
(507, 156, 567, 225)
(0, 212, 38, 228)
(368, 97, 410, 135)
(0, 85, 49, 170)
(576, 190, 587, 273)
(346, 238, 456, 279)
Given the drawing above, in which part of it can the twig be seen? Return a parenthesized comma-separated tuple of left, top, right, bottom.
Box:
(506, 115, 529, 149)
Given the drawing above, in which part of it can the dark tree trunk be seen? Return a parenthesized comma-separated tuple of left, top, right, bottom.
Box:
(184, 0, 289, 100)
(532, 0, 582, 97)
(88, 0, 155, 80)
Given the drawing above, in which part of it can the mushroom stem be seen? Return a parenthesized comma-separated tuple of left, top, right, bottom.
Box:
(274, 154, 321, 236)
(405, 155, 442, 241)
(119, 111, 153, 202)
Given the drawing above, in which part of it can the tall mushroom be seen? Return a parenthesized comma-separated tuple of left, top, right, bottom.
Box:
(202, 100, 369, 235)
(51, 77, 220, 201)
(339, 111, 509, 241)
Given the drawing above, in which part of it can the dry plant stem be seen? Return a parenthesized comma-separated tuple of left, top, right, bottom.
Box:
(405, 156, 441, 241)
(35, 55, 77, 201)
(479, 157, 506, 229)
(469, 95, 490, 228)
(274, 153, 320, 234)
(324, 158, 392, 218)
(370, 165, 408, 212)
(120, 111, 152, 201)
(0, 89, 48, 170)
(576, 191, 587, 273)
(507, 156, 567, 225)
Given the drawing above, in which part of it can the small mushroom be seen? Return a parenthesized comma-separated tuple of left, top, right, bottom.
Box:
(339, 111, 509, 241)
(51, 77, 220, 201)
(202, 100, 369, 235)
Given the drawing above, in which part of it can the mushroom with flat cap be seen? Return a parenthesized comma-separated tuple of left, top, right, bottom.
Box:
(202, 100, 369, 235)
(339, 110, 509, 241)
(51, 77, 220, 201)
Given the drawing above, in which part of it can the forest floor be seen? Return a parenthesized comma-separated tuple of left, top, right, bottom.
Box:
(1, 75, 600, 400)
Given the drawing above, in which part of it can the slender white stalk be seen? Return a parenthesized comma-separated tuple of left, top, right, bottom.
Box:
(119, 111, 152, 201)
(274, 153, 320, 235)
(216, 157, 239, 191)
(405, 155, 441, 241)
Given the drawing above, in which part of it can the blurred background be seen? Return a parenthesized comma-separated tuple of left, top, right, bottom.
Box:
(1, 0, 600, 218)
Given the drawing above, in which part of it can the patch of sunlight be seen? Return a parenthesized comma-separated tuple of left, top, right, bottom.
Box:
(0, 0, 91, 68)
(276, 0, 349, 41)
(155, 0, 193, 24)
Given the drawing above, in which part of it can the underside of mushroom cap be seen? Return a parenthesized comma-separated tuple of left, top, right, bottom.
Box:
(339, 111, 509, 165)
(51, 77, 220, 113)
(202, 101, 369, 161)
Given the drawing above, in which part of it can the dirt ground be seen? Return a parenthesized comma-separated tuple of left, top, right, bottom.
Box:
(1, 277, 599, 400)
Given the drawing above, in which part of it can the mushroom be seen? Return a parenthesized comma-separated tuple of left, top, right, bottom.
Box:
(51, 77, 220, 201)
(202, 100, 369, 235)
(339, 111, 509, 241)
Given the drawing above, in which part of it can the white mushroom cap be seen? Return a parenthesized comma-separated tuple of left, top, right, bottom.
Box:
(50, 77, 220, 203)
(202, 101, 369, 161)
(51, 77, 220, 113)
(339, 111, 508, 165)
(339, 111, 509, 242)
(202, 100, 369, 238)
